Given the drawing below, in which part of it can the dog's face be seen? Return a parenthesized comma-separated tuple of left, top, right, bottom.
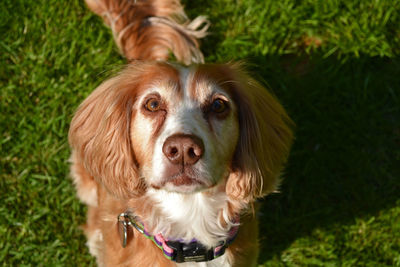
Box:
(69, 61, 293, 200)
(130, 66, 239, 193)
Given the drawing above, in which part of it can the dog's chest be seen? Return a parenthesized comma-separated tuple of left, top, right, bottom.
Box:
(148, 190, 231, 248)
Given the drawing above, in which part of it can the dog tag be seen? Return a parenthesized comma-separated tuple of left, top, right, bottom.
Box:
(118, 213, 133, 248)
(118, 219, 128, 248)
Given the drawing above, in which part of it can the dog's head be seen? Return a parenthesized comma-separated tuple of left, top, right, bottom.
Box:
(69, 61, 293, 202)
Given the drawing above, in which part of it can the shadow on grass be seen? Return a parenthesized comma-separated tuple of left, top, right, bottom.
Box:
(242, 54, 400, 262)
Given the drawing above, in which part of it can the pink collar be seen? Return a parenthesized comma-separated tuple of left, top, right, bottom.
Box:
(118, 212, 239, 263)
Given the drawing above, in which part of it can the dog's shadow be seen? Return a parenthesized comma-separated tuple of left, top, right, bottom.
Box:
(247, 54, 400, 261)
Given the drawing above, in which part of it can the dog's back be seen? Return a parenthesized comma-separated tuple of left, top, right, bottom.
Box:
(85, 0, 209, 64)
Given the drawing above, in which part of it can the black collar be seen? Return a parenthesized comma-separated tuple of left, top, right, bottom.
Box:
(118, 212, 239, 263)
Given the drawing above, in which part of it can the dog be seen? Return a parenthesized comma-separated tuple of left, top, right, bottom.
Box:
(68, 0, 293, 266)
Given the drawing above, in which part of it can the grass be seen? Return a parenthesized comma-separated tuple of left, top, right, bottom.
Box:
(1, 0, 399, 265)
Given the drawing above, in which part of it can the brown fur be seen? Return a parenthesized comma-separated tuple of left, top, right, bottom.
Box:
(69, 0, 293, 266)
(69, 62, 293, 266)
(85, 0, 209, 64)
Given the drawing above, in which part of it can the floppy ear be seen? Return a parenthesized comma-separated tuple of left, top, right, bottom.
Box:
(219, 63, 294, 203)
(68, 73, 145, 199)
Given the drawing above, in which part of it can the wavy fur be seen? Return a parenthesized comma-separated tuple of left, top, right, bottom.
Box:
(85, 0, 209, 64)
(69, 1, 293, 266)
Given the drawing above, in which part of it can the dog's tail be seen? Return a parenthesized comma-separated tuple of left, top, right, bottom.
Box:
(85, 0, 209, 64)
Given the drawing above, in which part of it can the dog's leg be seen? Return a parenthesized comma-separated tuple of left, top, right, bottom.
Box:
(70, 151, 98, 207)
(70, 152, 103, 261)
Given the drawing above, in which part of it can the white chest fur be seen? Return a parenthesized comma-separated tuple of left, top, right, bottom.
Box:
(147, 189, 234, 251)
(147, 189, 233, 266)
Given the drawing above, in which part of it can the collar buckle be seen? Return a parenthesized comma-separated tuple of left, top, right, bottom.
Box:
(166, 240, 215, 263)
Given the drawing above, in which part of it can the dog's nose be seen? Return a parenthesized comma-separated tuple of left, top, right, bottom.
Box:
(162, 134, 204, 165)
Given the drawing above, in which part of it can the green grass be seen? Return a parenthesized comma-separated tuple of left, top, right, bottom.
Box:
(1, 0, 399, 265)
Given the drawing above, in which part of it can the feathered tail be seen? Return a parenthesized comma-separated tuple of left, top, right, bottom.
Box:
(85, 0, 209, 64)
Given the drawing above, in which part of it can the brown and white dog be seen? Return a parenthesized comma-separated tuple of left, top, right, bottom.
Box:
(69, 0, 293, 266)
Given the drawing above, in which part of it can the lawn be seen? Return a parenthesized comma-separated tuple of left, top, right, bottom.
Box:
(1, 0, 399, 265)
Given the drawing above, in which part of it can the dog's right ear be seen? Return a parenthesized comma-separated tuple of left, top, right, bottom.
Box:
(68, 73, 145, 199)
(200, 63, 294, 203)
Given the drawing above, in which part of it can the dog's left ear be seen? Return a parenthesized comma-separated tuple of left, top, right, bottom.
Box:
(214, 63, 294, 203)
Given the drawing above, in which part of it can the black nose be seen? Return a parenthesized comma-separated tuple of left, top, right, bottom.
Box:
(162, 134, 204, 165)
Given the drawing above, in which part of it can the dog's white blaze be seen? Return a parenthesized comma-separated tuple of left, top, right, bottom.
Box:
(150, 100, 213, 185)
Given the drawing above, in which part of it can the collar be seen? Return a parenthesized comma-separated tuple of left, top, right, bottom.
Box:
(118, 212, 239, 263)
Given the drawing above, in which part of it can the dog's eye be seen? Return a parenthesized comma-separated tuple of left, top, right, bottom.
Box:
(145, 98, 160, 112)
(211, 99, 227, 113)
